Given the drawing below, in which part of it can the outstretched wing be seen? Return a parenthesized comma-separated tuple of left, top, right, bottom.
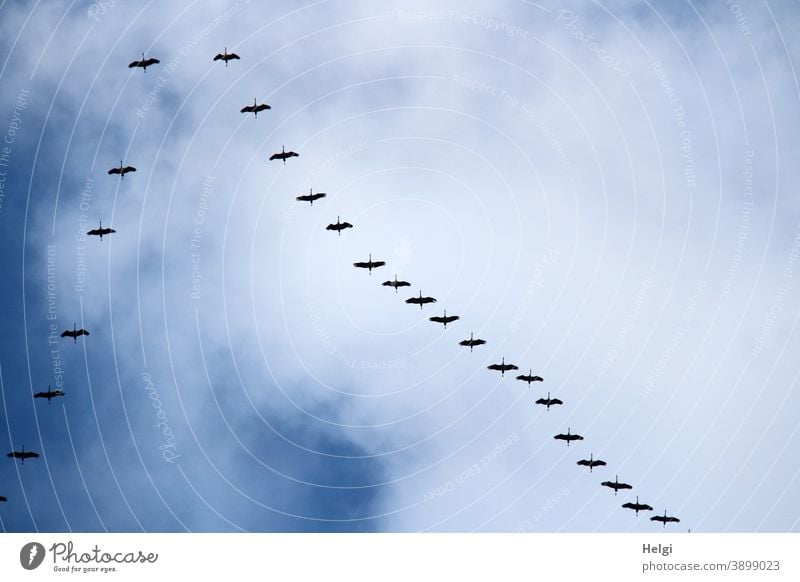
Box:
(108, 167, 121, 175)
(87, 229, 101, 236)
(269, 153, 283, 160)
(550, 398, 563, 405)
(255, 104, 271, 112)
(146, 58, 160, 66)
(128, 60, 141, 68)
(667, 516, 680, 523)
(241, 105, 254, 113)
(78, 329, 90, 337)
(577, 459, 590, 466)
(213, 54, 224, 61)
(228, 53, 240, 60)
(372, 260, 385, 268)
(353, 261, 369, 268)
(33, 392, 47, 398)
(123, 166, 137, 173)
(60, 330, 74, 338)
(535, 398, 547, 405)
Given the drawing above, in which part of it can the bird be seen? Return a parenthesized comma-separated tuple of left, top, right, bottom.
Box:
(651, 510, 680, 527)
(34, 386, 65, 404)
(0, 495, 6, 502)
(296, 189, 326, 205)
(213, 47, 240, 66)
(429, 309, 459, 328)
(107, 160, 136, 179)
(622, 496, 653, 515)
(601, 475, 633, 495)
(61, 323, 90, 343)
(576, 453, 607, 472)
(326, 216, 353, 235)
(535, 392, 563, 410)
(405, 290, 436, 308)
(516, 369, 544, 385)
(86, 220, 116, 240)
(240, 98, 271, 117)
(459, 332, 486, 352)
(553, 427, 584, 446)
(269, 145, 299, 164)
(487, 357, 518, 376)
(7, 446, 40, 464)
(382, 274, 411, 293)
(128, 52, 160, 72)
(353, 254, 385, 275)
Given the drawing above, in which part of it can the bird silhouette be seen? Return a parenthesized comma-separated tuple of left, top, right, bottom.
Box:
(128, 52, 159, 72)
(326, 216, 353, 235)
(487, 357, 518, 376)
(213, 47, 240, 66)
(405, 290, 436, 308)
(0, 495, 6, 502)
(459, 332, 486, 352)
(61, 323, 89, 343)
(86, 220, 116, 240)
(7, 445, 40, 464)
(535, 392, 563, 410)
(516, 369, 544, 385)
(382, 274, 411, 293)
(107, 160, 136, 179)
(296, 188, 326, 205)
(241, 98, 271, 117)
(429, 309, 459, 328)
(600, 475, 632, 495)
(622, 496, 653, 515)
(576, 453, 607, 472)
(34, 385, 65, 404)
(353, 254, 385, 275)
(651, 510, 680, 527)
(553, 427, 584, 446)
(269, 145, 299, 164)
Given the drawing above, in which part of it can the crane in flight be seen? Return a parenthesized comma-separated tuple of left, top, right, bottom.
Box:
(534, 392, 562, 411)
(353, 254, 385, 275)
(601, 475, 632, 495)
(241, 98, 271, 117)
(86, 221, 116, 240)
(326, 217, 353, 235)
(213, 47, 240, 66)
(269, 145, 299, 164)
(459, 332, 486, 352)
(382, 275, 410, 293)
(108, 161, 136, 179)
(487, 357, 518, 376)
(516, 369, 544, 385)
(405, 290, 436, 308)
(34, 386, 65, 404)
(651, 510, 680, 527)
(128, 52, 160, 72)
(576, 453, 607, 472)
(622, 496, 653, 515)
(7, 446, 40, 464)
(296, 189, 326, 205)
(553, 427, 584, 446)
(429, 309, 459, 328)
(61, 323, 90, 343)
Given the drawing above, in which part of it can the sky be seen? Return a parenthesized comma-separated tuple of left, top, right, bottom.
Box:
(0, 0, 799, 532)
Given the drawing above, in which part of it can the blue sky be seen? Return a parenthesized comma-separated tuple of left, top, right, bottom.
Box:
(0, 0, 799, 532)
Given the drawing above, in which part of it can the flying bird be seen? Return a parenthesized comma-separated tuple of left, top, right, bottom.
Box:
(34, 386, 65, 404)
(326, 216, 353, 235)
(213, 47, 240, 66)
(269, 145, 299, 164)
(651, 510, 680, 527)
(128, 52, 160, 72)
(382, 274, 411, 293)
(516, 369, 544, 385)
(296, 189, 326, 205)
(405, 290, 436, 308)
(107, 160, 136, 179)
(86, 220, 116, 240)
(429, 309, 459, 328)
(535, 392, 563, 410)
(7, 446, 40, 464)
(601, 475, 632, 495)
(576, 453, 607, 472)
(459, 332, 486, 352)
(353, 254, 385, 275)
(241, 98, 271, 117)
(487, 357, 518, 376)
(61, 323, 89, 343)
(622, 496, 653, 515)
(553, 427, 584, 446)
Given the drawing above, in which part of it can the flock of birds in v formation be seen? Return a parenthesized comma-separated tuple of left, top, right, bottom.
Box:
(2, 49, 682, 530)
